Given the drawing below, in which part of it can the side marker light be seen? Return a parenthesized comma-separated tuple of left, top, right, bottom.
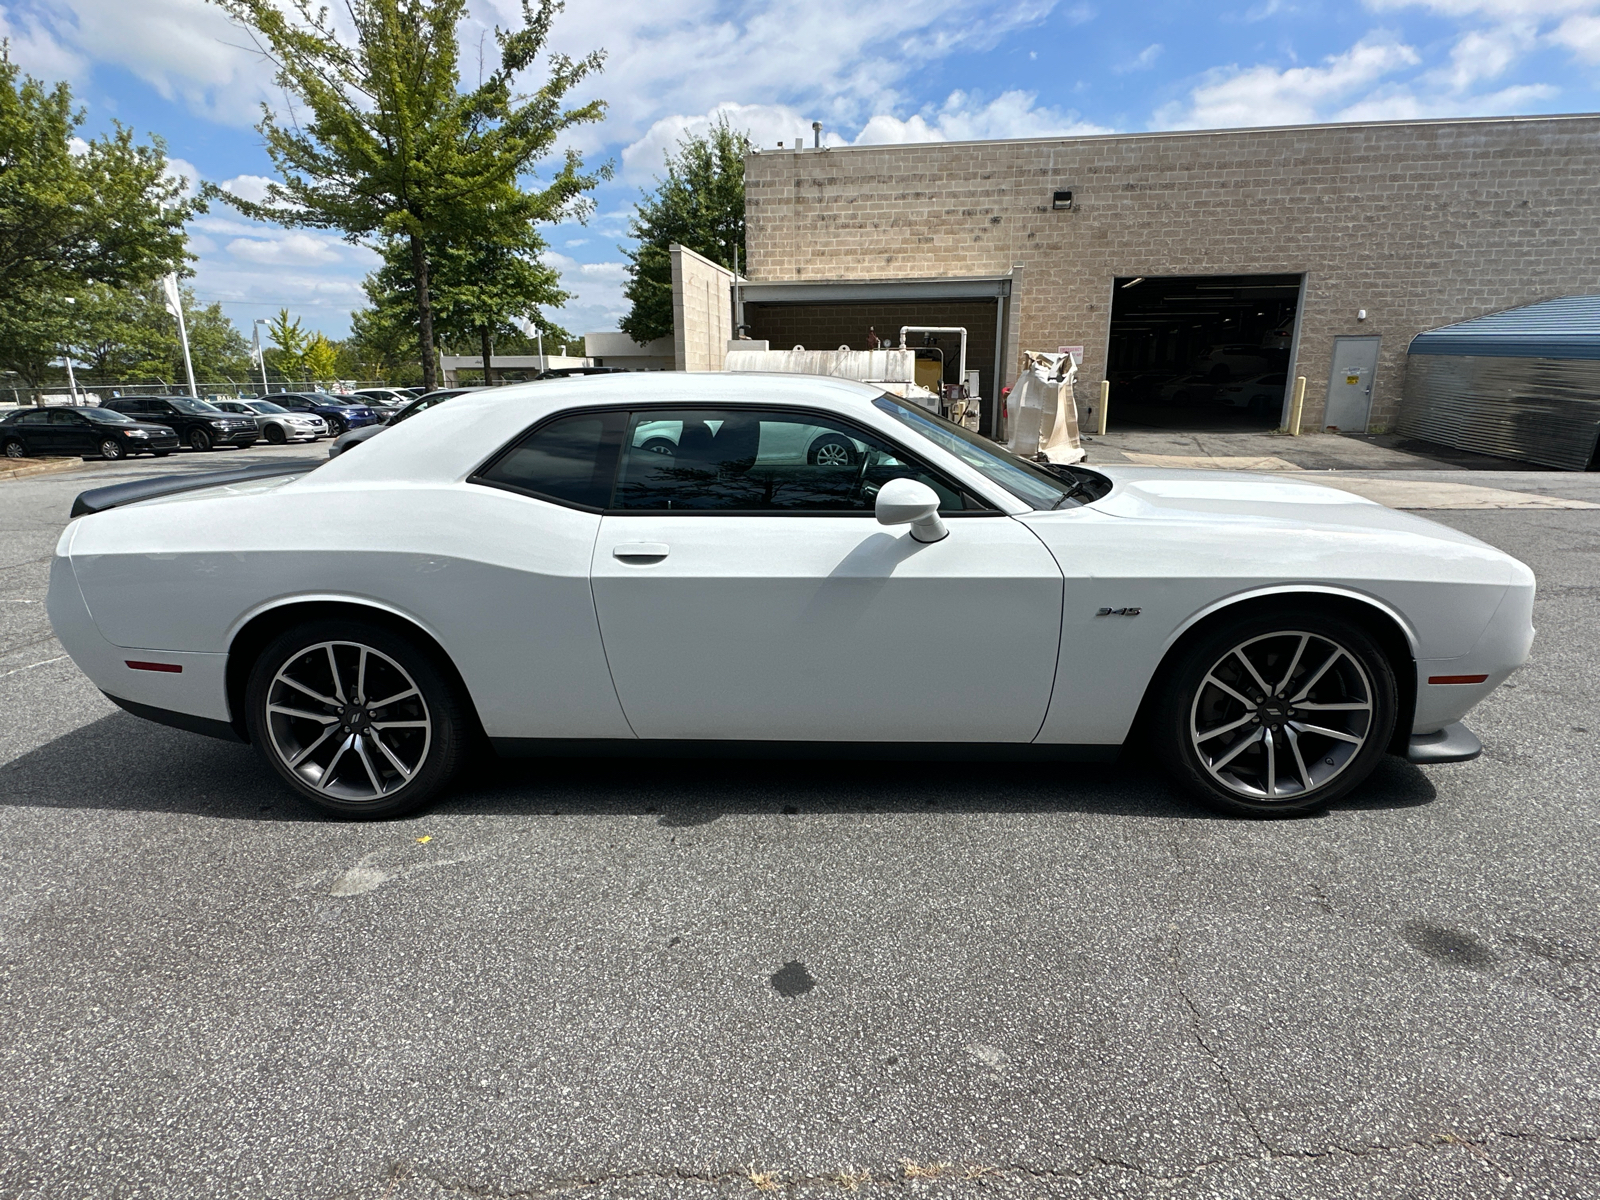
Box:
(1428, 674, 1488, 685)
(126, 660, 183, 673)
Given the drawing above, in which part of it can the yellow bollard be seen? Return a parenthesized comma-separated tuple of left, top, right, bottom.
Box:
(1287, 375, 1307, 436)
(1097, 379, 1110, 437)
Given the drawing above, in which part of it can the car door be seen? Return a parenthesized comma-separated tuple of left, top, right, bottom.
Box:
(49, 409, 97, 455)
(12, 409, 54, 453)
(587, 406, 1064, 743)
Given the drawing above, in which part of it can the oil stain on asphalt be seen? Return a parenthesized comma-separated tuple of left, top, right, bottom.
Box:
(1401, 919, 1496, 969)
(771, 960, 815, 997)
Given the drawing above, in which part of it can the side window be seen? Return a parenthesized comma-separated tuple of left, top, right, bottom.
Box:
(49, 410, 84, 425)
(614, 409, 973, 513)
(19, 409, 51, 424)
(475, 411, 625, 509)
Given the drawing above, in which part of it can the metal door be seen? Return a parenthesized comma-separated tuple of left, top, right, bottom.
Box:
(1324, 337, 1380, 433)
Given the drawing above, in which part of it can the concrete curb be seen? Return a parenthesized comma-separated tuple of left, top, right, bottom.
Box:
(0, 457, 86, 482)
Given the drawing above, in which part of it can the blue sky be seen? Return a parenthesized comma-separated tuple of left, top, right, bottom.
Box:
(5, 0, 1600, 341)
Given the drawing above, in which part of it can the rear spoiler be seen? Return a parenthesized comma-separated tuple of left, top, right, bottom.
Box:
(70, 461, 319, 518)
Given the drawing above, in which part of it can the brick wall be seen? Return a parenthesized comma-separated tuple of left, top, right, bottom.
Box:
(744, 115, 1600, 430)
(670, 245, 735, 372)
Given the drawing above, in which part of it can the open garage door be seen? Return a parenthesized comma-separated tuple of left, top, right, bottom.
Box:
(1106, 274, 1302, 431)
(738, 277, 1011, 436)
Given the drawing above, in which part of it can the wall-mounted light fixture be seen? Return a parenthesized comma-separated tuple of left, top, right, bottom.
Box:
(1052, 190, 1073, 210)
(1357, 309, 1368, 321)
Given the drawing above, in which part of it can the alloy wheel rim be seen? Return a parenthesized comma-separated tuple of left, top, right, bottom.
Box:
(6, 441, 24, 458)
(264, 640, 431, 802)
(101, 440, 121, 459)
(1189, 630, 1373, 802)
(815, 442, 851, 467)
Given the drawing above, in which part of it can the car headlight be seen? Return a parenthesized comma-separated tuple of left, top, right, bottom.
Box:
(209, 419, 229, 428)
(123, 429, 148, 438)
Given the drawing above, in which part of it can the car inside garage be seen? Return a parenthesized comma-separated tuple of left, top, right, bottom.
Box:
(1105, 274, 1303, 431)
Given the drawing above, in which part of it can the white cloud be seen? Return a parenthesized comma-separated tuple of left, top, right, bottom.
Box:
(1552, 13, 1600, 60)
(540, 250, 630, 339)
(225, 231, 346, 266)
(163, 156, 199, 197)
(0, 5, 88, 81)
(622, 102, 846, 183)
(854, 89, 1112, 144)
(220, 174, 276, 204)
(1157, 33, 1422, 128)
(1115, 43, 1163, 73)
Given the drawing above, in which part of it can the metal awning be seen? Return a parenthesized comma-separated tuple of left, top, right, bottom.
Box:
(740, 276, 1012, 303)
(1409, 295, 1600, 360)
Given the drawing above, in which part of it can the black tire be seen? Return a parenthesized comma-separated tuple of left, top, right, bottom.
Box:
(327, 417, 347, 437)
(264, 424, 287, 445)
(99, 438, 124, 460)
(3, 439, 26, 459)
(152, 449, 171, 457)
(245, 618, 468, 819)
(188, 427, 213, 452)
(1152, 607, 1397, 817)
(807, 433, 858, 468)
(641, 437, 676, 456)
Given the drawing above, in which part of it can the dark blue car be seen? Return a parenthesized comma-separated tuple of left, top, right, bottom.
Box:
(269, 392, 382, 437)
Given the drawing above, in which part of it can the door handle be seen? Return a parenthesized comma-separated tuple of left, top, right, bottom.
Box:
(612, 543, 670, 561)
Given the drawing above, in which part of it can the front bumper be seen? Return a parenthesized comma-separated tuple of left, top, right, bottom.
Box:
(1407, 722, 1482, 764)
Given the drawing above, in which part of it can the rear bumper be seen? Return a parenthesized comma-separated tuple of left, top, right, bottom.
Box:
(1406, 722, 1482, 765)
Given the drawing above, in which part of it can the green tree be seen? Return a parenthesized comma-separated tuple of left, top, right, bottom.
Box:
(301, 332, 341, 382)
(0, 47, 197, 384)
(620, 118, 749, 345)
(208, 0, 608, 388)
(265, 308, 308, 380)
(75, 282, 249, 385)
(362, 188, 570, 383)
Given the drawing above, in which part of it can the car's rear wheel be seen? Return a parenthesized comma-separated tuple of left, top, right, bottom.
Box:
(99, 438, 124, 460)
(808, 433, 858, 467)
(1153, 608, 1397, 817)
(188, 428, 213, 452)
(4, 439, 27, 458)
(265, 424, 287, 444)
(245, 619, 468, 819)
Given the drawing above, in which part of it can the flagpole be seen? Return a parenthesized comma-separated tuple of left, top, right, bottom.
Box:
(163, 274, 199, 399)
(252, 320, 270, 395)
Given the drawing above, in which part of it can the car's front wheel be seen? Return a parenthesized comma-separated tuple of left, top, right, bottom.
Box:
(99, 438, 125, 460)
(188, 428, 213, 452)
(326, 416, 347, 437)
(808, 433, 858, 467)
(245, 619, 468, 819)
(1153, 608, 1397, 817)
(264, 424, 287, 445)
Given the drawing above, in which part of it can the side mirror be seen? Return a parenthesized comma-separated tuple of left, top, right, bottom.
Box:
(875, 478, 948, 543)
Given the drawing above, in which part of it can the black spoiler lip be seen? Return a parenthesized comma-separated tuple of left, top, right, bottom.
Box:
(70, 460, 319, 518)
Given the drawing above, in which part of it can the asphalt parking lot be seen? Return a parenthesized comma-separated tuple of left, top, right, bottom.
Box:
(2, 446, 1597, 1199)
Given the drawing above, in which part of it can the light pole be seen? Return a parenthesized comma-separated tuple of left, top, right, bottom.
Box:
(252, 319, 271, 395)
(160, 274, 198, 399)
(60, 296, 80, 404)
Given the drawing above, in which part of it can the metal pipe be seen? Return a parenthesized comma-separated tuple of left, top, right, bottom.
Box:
(812, 121, 822, 148)
(898, 326, 967, 390)
(1288, 375, 1307, 436)
(1097, 380, 1110, 436)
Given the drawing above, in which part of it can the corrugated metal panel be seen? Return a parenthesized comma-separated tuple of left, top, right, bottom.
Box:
(1410, 294, 1600, 359)
(1397, 354, 1600, 470)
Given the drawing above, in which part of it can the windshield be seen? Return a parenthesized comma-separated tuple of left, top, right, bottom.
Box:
(873, 396, 1084, 510)
(248, 401, 288, 413)
(393, 391, 459, 423)
(83, 407, 135, 424)
(171, 397, 221, 414)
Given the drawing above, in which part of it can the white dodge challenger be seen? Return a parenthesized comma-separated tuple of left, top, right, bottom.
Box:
(47, 374, 1534, 819)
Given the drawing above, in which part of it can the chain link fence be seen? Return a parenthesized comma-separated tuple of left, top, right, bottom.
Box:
(2, 380, 394, 408)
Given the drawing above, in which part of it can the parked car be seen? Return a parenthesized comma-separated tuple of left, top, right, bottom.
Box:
(1193, 344, 1282, 381)
(1216, 372, 1288, 418)
(535, 367, 627, 379)
(349, 387, 412, 415)
(51, 374, 1533, 822)
(268, 392, 382, 437)
(209, 399, 327, 444)
(103, 395, 258, 452)
(1, 406, 177, 460)
(328, 389, 477, 457)
(1156, 373, 1220, 405)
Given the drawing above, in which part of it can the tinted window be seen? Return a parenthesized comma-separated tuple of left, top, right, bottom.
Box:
(476, 411, 625, 509)
(18, 409, 50, 424)
(248, 401, 287, 413)
(613, 408, 971, 513)
(49, 410, 87, 424)
(170, 398, 219, 414)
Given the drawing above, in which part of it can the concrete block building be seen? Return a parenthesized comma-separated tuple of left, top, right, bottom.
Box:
(729, 113, 1600, 438)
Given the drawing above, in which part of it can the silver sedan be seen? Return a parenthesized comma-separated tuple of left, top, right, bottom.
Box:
(211, 399, 327, 444)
